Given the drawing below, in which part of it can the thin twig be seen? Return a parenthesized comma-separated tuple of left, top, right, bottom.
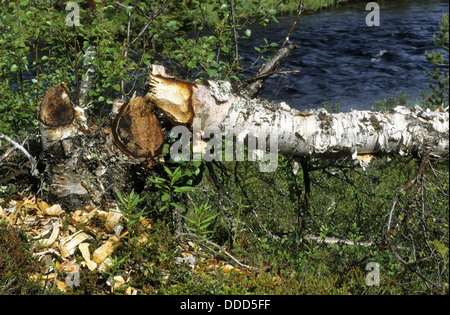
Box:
(385, 154, 443, 291)
(281, 0, 304, 49)
(239, 44, 299, 97)
(240, 0, 304, 96)
(68, 25, 80, 107)
(304, 235, 374, 247)
(230, 0, 239, 62)
(0, 133, 38, 177)
(130, 0, 168, 46)
(238, 68, 300, 86)
(176, 232, 253, 271)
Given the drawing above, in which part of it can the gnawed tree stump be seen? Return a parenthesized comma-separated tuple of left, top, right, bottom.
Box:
(38, 83, 164, 210)
(112, 93, 165, 159)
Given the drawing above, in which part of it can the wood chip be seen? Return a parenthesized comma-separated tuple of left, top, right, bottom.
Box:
(59, 231, 91, 258)
(78, 243, 97, 271)
(105, 210, 122, 233)
(93, 235, 121, 264)
(43, 204, 65, 216)
(41, 221, 60, 247)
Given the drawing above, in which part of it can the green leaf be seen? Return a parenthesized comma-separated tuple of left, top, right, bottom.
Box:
(112, 84, 121, 92)
(199, 222, 212, 230)
(173, 186, 195, 193)
(245, 29, 251, 37)
(207, 68, 216, 78)
(131, 210, 145, 220)
(161, 193, 170, 202)
(187, 60, 197, 68)
(202, 213, 219, 223)
(116, 191, 125, 204)
(163, 166, 173, 177)
(181, 215, 197, 225)
(150, 177, 166, 183)
(170, 203, 184, 210)
(10, 64, 18, 72)
(184, 226, 196, 232)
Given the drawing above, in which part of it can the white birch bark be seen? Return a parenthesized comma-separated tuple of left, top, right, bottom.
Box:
(146, 68, 449, 168)
(78, 46, 96, 108)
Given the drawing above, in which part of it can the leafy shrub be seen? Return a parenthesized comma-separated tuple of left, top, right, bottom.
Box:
(423, 13, 449, 109)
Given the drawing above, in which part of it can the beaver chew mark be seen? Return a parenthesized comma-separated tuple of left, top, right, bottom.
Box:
(39, 83, 75, 127)
(146, 75, 196, 125)
(112, 95, 164, 159)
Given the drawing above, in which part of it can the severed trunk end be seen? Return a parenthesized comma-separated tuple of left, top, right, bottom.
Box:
(38, 84, 164, 211)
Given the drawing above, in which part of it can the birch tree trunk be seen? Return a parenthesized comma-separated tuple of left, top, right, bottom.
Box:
(146, 67, 449, 171)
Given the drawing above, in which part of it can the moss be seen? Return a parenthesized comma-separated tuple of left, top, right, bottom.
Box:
(0, 223, 42, 294)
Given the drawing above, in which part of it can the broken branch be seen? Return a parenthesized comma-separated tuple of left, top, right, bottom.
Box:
(0, 132, 38, 177)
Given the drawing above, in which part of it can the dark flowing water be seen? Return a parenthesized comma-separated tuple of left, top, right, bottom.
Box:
(240, 0, 449, 111)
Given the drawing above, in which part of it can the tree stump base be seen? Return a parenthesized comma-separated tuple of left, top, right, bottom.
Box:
(38, 83, 164, 210)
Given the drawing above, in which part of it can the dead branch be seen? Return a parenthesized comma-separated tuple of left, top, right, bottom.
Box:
(281, 0, 304, 49)
(239, 44, 299, 97)
(385, 154, 445, 291)
(0, 132, 38, 177)
(176, 232, 253, 271)
(239, 0, 305, 97)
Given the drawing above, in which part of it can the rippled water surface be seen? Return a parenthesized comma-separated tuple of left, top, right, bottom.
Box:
(240, 0, 449, 111)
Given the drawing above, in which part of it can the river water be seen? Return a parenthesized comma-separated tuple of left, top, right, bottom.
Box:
(240, 0, 449, 111)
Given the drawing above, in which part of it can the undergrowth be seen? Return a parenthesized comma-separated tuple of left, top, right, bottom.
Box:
(1, 153, 447, 295)
(0, 223, 41, 294)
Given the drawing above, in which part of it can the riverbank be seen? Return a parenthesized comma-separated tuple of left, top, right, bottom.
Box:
(278, 0, 349, 15)
(195, 0, 350, 26)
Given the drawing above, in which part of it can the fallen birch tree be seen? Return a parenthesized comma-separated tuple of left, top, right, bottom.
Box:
(36, 65, 449, 210)
(147, 66, 449, 166)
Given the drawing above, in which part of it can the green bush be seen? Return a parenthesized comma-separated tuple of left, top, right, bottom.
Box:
(423, 13, 449, 109)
